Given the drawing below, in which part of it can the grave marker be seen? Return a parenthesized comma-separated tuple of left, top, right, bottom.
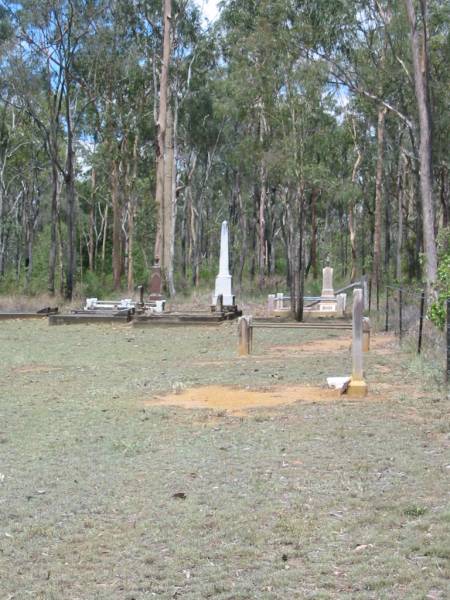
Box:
(212, 221, 235, 306)
(347, 288, 368, 397)
(321, 266, 335, 298)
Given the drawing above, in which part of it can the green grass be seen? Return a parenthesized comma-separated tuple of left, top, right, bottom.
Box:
(0, 319, 448, 599)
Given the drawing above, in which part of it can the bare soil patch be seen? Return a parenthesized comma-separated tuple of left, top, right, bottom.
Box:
(270, 337, 350, 353)
(146, 384, 347, 415)
(269, 332, 397, 355)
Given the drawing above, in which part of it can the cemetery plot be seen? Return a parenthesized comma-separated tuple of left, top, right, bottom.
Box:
(0, 320, 447, 599)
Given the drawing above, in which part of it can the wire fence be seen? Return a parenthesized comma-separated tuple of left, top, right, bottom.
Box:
(373, 285, 449, 385)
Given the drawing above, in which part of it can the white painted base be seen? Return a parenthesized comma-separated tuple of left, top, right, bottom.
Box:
(213, 275, 234, 306)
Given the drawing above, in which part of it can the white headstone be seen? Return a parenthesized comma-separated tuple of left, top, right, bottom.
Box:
(336, 293, 347, 314)
(212, 221, 234, 306)
(321, 266, 334, 298)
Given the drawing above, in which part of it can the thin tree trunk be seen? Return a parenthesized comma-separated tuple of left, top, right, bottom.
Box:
(111, 156, 122, 290)
(163, 103, 176, 295)
(310, 187, 319, 280)
(88, 166, 96, 271)
(404, 0, 438, 287)
(440, 164, 449, 228)
(48, 163, 60, 294)
(153, 0, 172, 273)
(236, 171, 247, 286)
(127, 135, 138, 293)
(101, 204, 108, 270)
(349, 120, 362, 282)
(396, 152, 406, 281)
(372, 106, 387, 306)
(64, 80, 77, 300)
(258, 159, 267, 289)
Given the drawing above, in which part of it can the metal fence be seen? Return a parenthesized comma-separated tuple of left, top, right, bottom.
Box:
(377, 285, 449, 384)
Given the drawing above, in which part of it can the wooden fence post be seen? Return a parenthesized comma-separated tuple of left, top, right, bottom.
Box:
(238, 316, 252, 356)
(348, 288, 368, 397)
(362, 317, 371, 352)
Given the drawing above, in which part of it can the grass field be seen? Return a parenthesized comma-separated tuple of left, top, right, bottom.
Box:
(0, 318, 448, 599)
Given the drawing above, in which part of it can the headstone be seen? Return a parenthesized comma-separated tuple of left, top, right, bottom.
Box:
(267, 294, 275, 315)
(321, 266, 335, 298)
(212, 221, 235, 306)
(347, 288, 368, 397)
(85, 298, 97, 310)
(336, 293, 347, 315)
(149, 265, 162, 300)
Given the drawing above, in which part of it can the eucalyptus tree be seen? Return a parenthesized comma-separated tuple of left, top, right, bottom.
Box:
(5, 0, 101, 299)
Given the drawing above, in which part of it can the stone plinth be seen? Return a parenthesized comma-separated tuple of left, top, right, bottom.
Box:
(321, 266, 334, 298)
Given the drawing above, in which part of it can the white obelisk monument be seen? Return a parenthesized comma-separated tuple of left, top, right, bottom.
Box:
(212, 220, 234, 306)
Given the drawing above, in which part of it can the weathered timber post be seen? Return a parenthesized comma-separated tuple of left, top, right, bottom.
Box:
(418, 290, 425, 354)
(347, 288, 368, 397)
(138, 285, 144, 307)
(362, 317, 371, 352)
(238, 316, 252, 356)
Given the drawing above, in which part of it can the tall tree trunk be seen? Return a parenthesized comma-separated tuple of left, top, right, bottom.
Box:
(64, 81, 77, 301)
(127, 135, 139, 293)
(258, 159, 267, 289)
(153, 0, 172, 275)
(372, 106, 387, 307)
(88, 166, 96, 272)
(404, 0, 438, 287)
(236, 171, 247, 286)
(47, 161, 60, 294)
(349, 120, 362, 282)
(396, 152, 406, 281)
(163, 103, 176, 296)
(101, 204, 108, 270)
(111, 156, 122, 290)
(440, 164, 449, 228)
(310, 187, 319, 280)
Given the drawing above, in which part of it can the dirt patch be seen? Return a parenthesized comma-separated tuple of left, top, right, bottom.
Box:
(269, 332, 398, 355)
(13, 364, 62, 374)
(145, 384, 346, 415)
(270, 337, 351, 354)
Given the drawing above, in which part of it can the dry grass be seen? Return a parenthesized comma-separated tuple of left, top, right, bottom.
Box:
(0, 293, 66, 312)
(0, 317, 448, 599)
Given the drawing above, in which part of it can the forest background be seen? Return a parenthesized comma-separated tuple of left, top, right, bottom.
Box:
(0, 0, 448, 322)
